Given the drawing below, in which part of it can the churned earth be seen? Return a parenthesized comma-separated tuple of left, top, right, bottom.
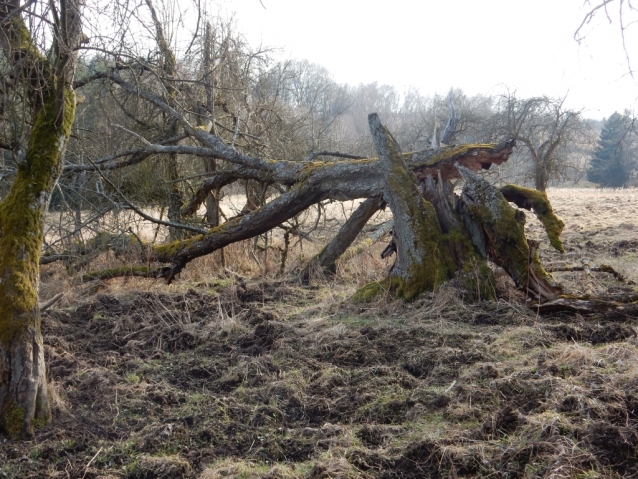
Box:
(2, 188, 638, 478)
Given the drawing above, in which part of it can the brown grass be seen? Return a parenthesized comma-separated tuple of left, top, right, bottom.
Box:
(13, 187, 638, 478)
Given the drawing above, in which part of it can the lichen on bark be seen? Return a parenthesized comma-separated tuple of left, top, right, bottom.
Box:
(457, 165, 562, 300)
(353, 114, 456, 302)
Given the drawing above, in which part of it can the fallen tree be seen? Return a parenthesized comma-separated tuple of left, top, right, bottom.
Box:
(73, 100, 563, 303)
(40, 72, 637, 314)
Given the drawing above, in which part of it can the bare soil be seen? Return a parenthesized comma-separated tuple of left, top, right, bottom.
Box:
(3, 188, 638, 478)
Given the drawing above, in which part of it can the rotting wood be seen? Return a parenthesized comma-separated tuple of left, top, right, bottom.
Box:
(456, 165, 562, 301)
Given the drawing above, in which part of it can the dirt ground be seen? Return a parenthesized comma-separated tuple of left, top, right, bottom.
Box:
(3, 188, 638, 479)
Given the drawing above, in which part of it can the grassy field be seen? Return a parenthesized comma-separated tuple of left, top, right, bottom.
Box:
(2, 188, 638, 478)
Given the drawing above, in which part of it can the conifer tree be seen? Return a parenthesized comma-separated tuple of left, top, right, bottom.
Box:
(587, 112, 636, 187)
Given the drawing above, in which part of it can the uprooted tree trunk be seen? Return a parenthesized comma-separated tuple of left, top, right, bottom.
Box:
(77, 119, 560, 303)
(61, 74, 568, 306)
(131, 115, 559, 304)
(349, 114, 560, 302)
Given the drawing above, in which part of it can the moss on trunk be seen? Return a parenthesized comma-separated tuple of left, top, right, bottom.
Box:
(0, 87, 76, 438)
(353, 115, 457, 302)
(500, 184, 565, 253)
(81, 265, 156, 282)
(458, 166, 562, 300)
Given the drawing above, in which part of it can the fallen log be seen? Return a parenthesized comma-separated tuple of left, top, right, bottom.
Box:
(534, 297, 638, 318)
(301, 196, 384, 280)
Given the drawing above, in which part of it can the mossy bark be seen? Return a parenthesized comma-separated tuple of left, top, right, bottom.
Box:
(0, 90, 76, 438)
(354, 114, 454, 301)
(81, 265, 156, 282)
(422, 175, 495, 301)
(499, 184, 565, 253)
(457, 166, 562, 300)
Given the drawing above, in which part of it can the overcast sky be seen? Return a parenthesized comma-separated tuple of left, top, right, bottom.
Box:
(213, 0, 638, 120)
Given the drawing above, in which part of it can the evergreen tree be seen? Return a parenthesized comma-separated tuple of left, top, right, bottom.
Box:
(587, 112, 636, 187)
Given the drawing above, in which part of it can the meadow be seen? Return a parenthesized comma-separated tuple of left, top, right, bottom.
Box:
(2, 188, 638, 478)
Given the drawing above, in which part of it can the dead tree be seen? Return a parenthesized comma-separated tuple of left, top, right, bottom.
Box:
(43, 62, 569, 305)
(62, 67, 564, 301)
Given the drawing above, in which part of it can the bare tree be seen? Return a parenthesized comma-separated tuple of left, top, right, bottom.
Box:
(0, 0, 85, 438)
(576, 0, 638, 76)
(492, 93, 592, 191)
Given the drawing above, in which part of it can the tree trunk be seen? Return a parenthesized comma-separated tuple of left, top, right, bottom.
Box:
(421, 174, 460, 234)
(165, 154, 184, 240)
(0, 0, 82, 437)
(0, 91, 76, 438)
(204, 158, 220, 227)
(145, 0, 184, 241)
(353, 114, 453, 301)
(457, 165, 562, 300)
(535, 167, 549, 192)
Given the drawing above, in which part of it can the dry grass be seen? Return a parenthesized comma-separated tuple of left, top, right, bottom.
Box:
(40, 188, 638, 308)
(21, 187, 638, 479)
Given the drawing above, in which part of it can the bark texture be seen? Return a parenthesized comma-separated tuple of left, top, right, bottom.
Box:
(0, 91, 76, 438)
(0, 0, 83, 438)
(500, 184, 565, 252)
(353, 114, 452, 301)
(457, 166, 562, 300)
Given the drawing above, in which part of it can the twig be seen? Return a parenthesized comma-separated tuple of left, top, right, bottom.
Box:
(86, 157, 207, 234)
(111, 123, 151, 145)
(39, 293, 64, 312)
(81, 446, 103, 479)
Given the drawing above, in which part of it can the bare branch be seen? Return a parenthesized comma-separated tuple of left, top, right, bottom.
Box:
(304, 151, 368, 162)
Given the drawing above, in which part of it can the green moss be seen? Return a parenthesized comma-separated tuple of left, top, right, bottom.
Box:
(0, 87, 76, 346)
(31, 415, 48, 430)
(465, 185, 558, 294)
(351, 281, 384, 303)
(1, 397, 25, 439)
(467, 199, 528, 281)
(81, 265, 154, 282)
(354, 130, 459, 302)
(500, 184, 565, 252)
(442, 230, 495, 301)
(153, 234, 202, 260)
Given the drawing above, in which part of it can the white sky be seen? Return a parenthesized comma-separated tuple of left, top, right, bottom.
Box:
(214, 0, 638, 120)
